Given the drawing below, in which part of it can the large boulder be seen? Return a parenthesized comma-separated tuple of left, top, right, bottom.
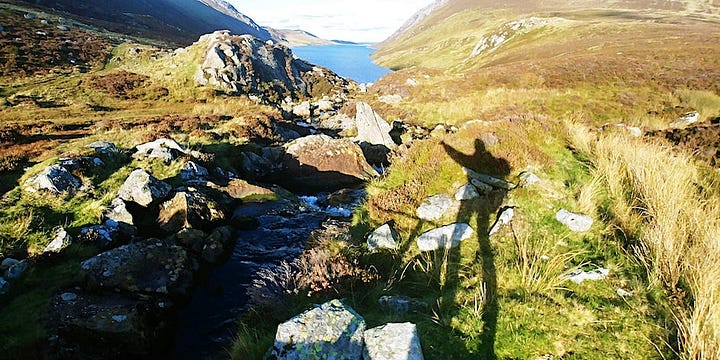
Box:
(416, 223, 474, 252)
(355, 102, 396, 149)
(117, 169, 172, 207)
(157, 189, 226, 234)
(80, 239, 197, 297)
(24, 164, 81, 195)
(363, 323, 424, 360)
(180, 161, 209, 181)
(279, 134, 379, 192)
(268, 299, 366, 360)
(50, 290, 173, 359)
(192, 31, 347, 102)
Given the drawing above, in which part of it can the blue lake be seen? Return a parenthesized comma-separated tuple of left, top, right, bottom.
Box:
(292, 45, 392, 83)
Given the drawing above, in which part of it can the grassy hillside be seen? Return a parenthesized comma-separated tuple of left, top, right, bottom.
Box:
(256, 1, 720, 359)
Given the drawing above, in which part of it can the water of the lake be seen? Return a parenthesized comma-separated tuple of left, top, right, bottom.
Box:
(292, 45, 392, 83)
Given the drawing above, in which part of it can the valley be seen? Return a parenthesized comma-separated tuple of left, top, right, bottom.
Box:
(1, 0, 719, 359)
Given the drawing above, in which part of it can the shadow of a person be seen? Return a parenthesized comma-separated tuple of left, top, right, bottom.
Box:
(442, 138, 511, 360)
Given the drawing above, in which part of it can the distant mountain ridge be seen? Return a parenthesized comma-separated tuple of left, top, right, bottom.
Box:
(11, 0, 272, 45)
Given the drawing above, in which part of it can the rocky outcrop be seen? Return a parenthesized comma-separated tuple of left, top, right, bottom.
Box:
(363, 323, 424, 360)
(81, 239, 197, 297)
(416, 223, 474, 252)
(192, 31, 347, 102)
(24, 164, 81, 195)
(117, 169, 172, 207)
(280, 134, 379, 192)
(268, 299, 366, 360)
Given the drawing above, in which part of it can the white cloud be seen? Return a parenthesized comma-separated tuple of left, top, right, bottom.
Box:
(230, 0, 434, 43)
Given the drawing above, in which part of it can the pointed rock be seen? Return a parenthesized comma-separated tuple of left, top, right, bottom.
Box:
(355, 102, 396, 149)
(157, 190, 226, 234)
(42, 227, 72, 254)
(117, 169, 172, 207)
(455, 184, 480, 201)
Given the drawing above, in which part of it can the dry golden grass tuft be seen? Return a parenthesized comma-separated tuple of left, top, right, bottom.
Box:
(567, 121, 720, 359)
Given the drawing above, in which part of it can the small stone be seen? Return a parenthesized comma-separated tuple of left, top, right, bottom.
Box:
(616, 288, 633, 297)
(112, 315, 128, 322)
(363, 323, 424, 360)
(566, 268, 609, 284)
(367, 224, 400, 251)
(518, 171, 540, 188)
(0, 277, 10, 295)
(60, 292, 78, 301)
(416, 194, 455, 221)
(489, 207, 514, 236)
(454, 184, 480, 201)
(416, 223, 474, 252)
(43, 227, 72, 254)
(556, 209, 594, 232)
(1, 258, 20, 271)
(5, 260, 28, 280)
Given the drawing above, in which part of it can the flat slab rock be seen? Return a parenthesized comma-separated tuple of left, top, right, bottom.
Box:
(80, 239, 197, 297)
(50, 290, 173, 358)
(416, 223, 474, 252)
(556, 209, 593, 232)
(416, 195, 456, 221)
(363, 323, 424, 360)
(268, 299, 366, 360)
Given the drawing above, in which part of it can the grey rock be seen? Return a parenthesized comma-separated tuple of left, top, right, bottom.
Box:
(416, 195, 455, 221)
(240, 151, 280, 178)
(518, 171, 540, 188)
(180, 161, 209, 181)
(5, 259, 28, 280)
(470, 178, 493, 194)
(24, 13, 36, 19)
(367, 224, 400, 252)
(192, 31, 346, 102)
(24, 164, 81, 195)
(0, 277, 10, 295)
(378, 296, 427, 314)
(363, 323, 424, 360)
(454, 184, 480, 201)
(671, 111, 700, 127)
(43, 227, 72, 254)
(1, 258, 20, 272)
(104, 198, 134, 225)
(314, 99, 335, 112)
(292, 101, 312, 118)
(489, 207, 515, 236)
(60, 292, 78, 301)
(85, 141, 119, 157)
(133, 138, 188, 162)
(416, 223, 474, 252)
(50, 290, 173, 358)
(117, 169, 172, 207)
(566, 268, 609, 284)
(462, 167, 515, 190)
(79, 220, 134, 250)
(80, 239, 196, 297)
(268, 299, 365, 360)
(319, 113, 355, 132)
(355, 102, 396, 149)
(56, 25, 69, 31)
(556, 209, 593, 232)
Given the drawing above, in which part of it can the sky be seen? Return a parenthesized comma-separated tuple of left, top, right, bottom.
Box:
(230, 0, 435, 43)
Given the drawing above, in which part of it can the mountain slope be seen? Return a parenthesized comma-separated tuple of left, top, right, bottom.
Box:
(9, 0, 272, 45)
